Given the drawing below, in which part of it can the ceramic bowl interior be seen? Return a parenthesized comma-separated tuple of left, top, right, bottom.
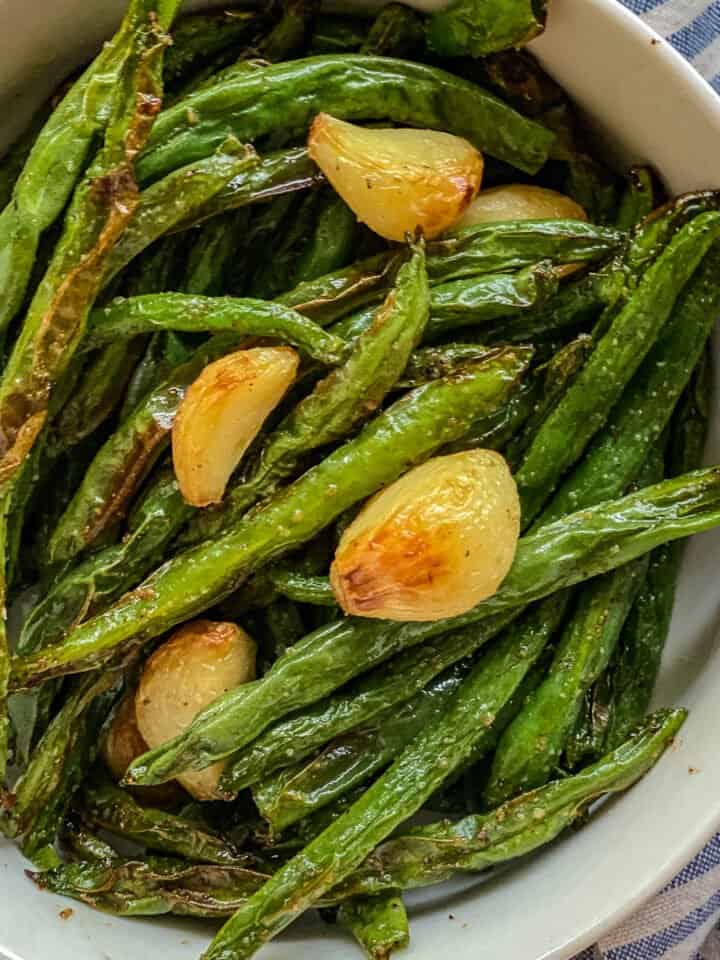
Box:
(1, 2, 720, 958)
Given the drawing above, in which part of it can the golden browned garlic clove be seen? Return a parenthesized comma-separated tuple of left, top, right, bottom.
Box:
(101, 692, 184, 807)
(308, 113, 483, 241)
(330, 449, 520, 622)
(455, 184, 587, 230)
(135, 620, 257, 801)
(172, 346, 299, 507)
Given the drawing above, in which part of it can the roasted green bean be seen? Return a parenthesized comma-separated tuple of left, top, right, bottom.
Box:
(137, 55, 554, 184)
(483, 556, 648, 805)
(338, 891, 410, 960)
(539, 242, 720, 523)
(184, 241, 430, 543)
(515, 211, 720, 525)
(277, 219, 622, 325)
(79, 778, 249, 866)
(428, 0, 547, 58)
(0, 0, 181, 335)
(4, 670, 124, 867)
(18, 469, 190, 657)
(87, 293, 347, 364)
(254, 594, 568, 831)
(29, 710, 684, 919)
(124, 467, 720, 789)
(199, 648, 670, 959)
(12, 350, 529, 690)
(333, 709, 685, 898)
(253, 668, 467, 832)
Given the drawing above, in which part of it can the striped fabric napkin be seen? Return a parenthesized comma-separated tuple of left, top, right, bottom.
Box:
(623, 0, 720, 90)
(574, 4, 720, 958)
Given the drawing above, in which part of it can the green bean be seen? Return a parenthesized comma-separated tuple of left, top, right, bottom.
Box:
(30, 711, 682, 918)
(127, 465, 720, 789)
(253, 667, 467, 832)
(260, 599, 307, 674)
(0, 0, 180, 335)
(87, 293, 346, 364)
(472, 49, 564, 118)
(482, 268, 617, 344)
(0, 101, 54, 211)
(45, 337, 237, 572)
(60, 821, 119, 863)
(198, 596, 596, 960)
(539, 241, 720, 524)
(256, 610, 558, 828)
(331, 263, 558, 343)
(184, 210, 250, 296)
(484, 554, 648, 805)
(163, 9, 262, 92)
(184, 242, 430, 544)
(616, 167, 656, 231)
(441, 375, 539, 455)
(309, 15, 368, 54)
(361, 3, 425, 57)
(505, 335, 592, 470)
(428, 648, 555, 815)
(427, 0, 546, 57)
(564, 666, 616, 771)
(267, 570, 336, 607)
(603, 358, 711, 750)
(326, 270, 604, 343)
(31, 857, 271, 918)
(278, 219, 622, 325)
(98, 141, 260, 290)
(17, 469, 191, 657)
(181, 0, 310, 95)
(52, 340, 148, 451)
(12, 350, 529, 692)
(230, 593, 566, 797)
(79, 778, 249, 866)
(115, 235, 195, 420)
(564, 152, 620, 226)
(0, 14, 175, 496)
(178, 147, 321, 230)
(250, 193, 322, 298)
(430, 220, 621, 283)
(394, 344, 492, 387)
(562, 443, 666, 770)
(4, 670, 123, 867)
(425, 263, 559, 339)
(137, 55, 554, 184)
(258, 0, 319, 63)
(332, 709, 686, 899)
(338, 892, 410, 960)
(514, 211, 720, 526)
(277, 251, 404, 325)
(627, 190, 720, 275)
(291, 191, 357, 286)
(222, 611, 516, 796)
(0, 8, 175, 779)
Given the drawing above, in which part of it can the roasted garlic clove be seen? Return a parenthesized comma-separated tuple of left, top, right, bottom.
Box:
(308, 113, 483, 241)
(455, 183, 587, 229)
(330, 449, 520, 621)
(101, 692, 183, 807)
(173, 346, 299, 507)
(135, 620, 257, 801)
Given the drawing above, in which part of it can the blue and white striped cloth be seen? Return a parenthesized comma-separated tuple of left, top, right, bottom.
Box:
(623, 0, 720, 91)
(571, 9, 720, 960)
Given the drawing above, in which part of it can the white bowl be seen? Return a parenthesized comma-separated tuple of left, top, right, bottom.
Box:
(2, 2, 720, 959)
